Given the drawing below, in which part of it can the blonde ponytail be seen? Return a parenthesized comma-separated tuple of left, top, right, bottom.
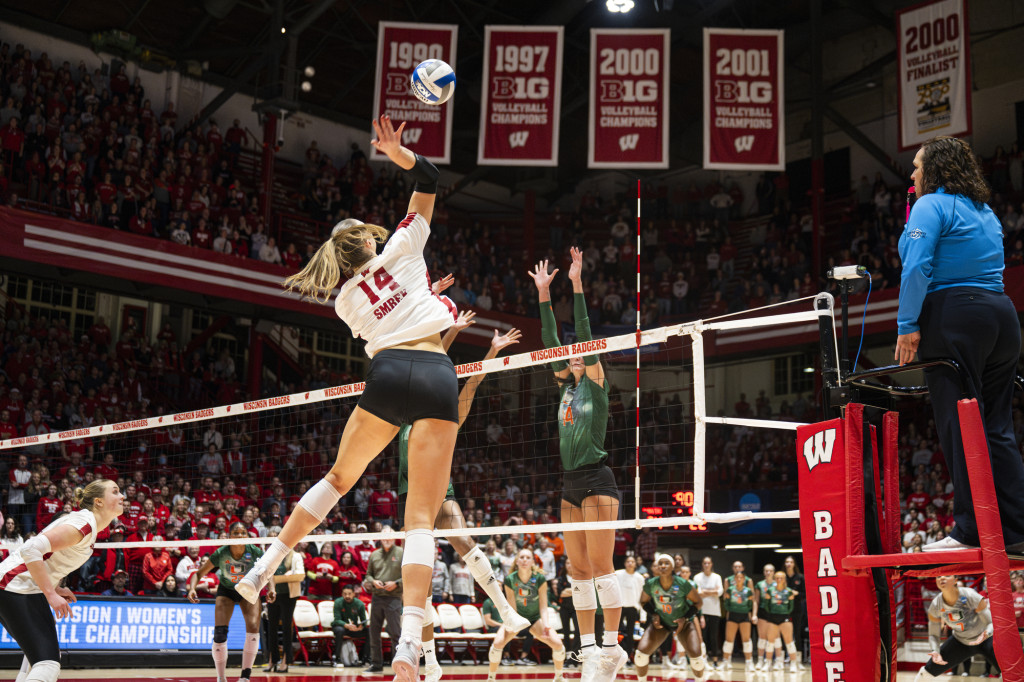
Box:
(74, 479, 111, 511)
(283, 222, 390, 304)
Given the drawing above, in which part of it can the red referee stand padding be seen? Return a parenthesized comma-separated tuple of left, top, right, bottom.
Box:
(799, 401, 1024, 681)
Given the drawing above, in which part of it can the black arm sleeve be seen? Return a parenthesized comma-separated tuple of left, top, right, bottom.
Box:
(408, 153, 439, 195)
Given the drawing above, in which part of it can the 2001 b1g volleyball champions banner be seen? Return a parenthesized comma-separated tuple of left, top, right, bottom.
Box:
(896, 0, 971, 150)
(477, 26, 563, 166)
(703, 28, 785, 171)
(588, 28, 670, 169)
(373, 21, 457, 163)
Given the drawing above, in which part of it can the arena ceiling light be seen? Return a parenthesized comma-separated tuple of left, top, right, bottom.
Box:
(606, 0, 635, 12)
(774, 548, 804, 553)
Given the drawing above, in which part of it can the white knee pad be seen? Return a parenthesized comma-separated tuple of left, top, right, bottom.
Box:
(722, 641, 733, 656)
(489, 645, 504, 665)
(594, 573, 623, 610)
(572, 578, 597, 611)
(691, 656, 706, 674)
(297, 479, 342, 523)
(742, 641, 752, 653)
(402, 528, 435, 568)
(757, 639, 766, 652)
(25, 660, 60, 682)
(634, 651, 650, 668)
(773, 638, 782, 649)
(552, 648, 566, 663)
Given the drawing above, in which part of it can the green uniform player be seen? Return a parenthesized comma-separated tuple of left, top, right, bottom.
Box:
(530, 248, 624, 680)
(504, 568, 547, 623)
(188, 522, 273, 682)
(635, 555, 706, 682)
(721, 562, 756, 673)
(761, 572, 800, 672)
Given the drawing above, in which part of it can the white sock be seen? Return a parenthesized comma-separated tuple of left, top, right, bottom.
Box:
(464, 546, 509, 611)
(581, 633, 596, 652)
(212, 642, 228, 680)
(256, 538, 290, 575)
(401, 606, 425, 644)
(423, 639, 438, 667)
(241, 632, 259, 677)
(14, 656, 29, 682)
(602, 631, 618, 648)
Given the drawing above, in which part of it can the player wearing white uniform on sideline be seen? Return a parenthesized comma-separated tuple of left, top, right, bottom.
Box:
(0, 479, 124, 682)
(915, 575, 997, 680)
(235, 115, 459, 682)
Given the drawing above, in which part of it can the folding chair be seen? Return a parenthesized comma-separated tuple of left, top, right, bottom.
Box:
(436, 603, 470, 663)
(294, 599, 333, 665)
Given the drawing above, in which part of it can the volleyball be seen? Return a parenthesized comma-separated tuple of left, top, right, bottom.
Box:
(410, 59, 456, 105)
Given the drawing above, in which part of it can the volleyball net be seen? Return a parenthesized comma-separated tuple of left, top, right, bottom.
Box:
(0, 298, 835, 551)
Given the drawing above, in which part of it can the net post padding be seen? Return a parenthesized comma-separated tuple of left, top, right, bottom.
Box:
(844, 404, 867, 559)
(798, 413, 883, 682)
(882, 413, 901, 556)
(689, 329, 706, 517)
(957, 398, 1024, 680)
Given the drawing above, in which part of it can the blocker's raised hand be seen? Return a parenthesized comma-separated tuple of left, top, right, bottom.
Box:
(492, 327, 522, 352)
(528, 260, 558, 290)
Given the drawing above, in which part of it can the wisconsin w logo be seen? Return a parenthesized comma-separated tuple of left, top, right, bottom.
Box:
(733, 135, 755, 153)
(403, 128, 423, 145)
(619, 134, 639, 151)
(802, 428, 836, 471)
(509, 130, 529, 148)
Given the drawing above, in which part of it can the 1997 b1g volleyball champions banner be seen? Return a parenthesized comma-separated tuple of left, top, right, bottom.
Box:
(588, 28, 670, 169)
(896, 0, 971, 150)
(478, 26, 563, 166)
(373, 21, 457, 163)
(703, 28, 785, 171)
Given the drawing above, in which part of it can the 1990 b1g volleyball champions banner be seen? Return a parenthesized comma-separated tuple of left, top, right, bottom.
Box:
(703, 28, 785, 171)
(896, 0, 971, 150)
(373, 21, 457, 163)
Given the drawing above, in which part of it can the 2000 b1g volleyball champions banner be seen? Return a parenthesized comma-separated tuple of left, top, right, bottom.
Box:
(896, 0, 971, 150)
(478, 26, 563, 166)
(588, 29, 669, 169)
(703, 28, 784, 171)
(374, 21, 457, 163)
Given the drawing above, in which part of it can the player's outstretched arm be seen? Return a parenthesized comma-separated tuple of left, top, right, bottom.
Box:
(371, 114, 438, 223)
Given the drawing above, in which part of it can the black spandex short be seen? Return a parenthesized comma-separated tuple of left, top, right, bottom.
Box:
(359, 349, 459, 425)
(727, 611, 751, 624)
(0, 590, 59, 664)
(562, 463, 620, 508)
(217, 583, 244, 603)
(762, 612, 791, 625)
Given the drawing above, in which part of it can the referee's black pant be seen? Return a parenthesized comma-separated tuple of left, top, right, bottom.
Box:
(619, 607, 639, 657)
(919, 287, 1024, 547)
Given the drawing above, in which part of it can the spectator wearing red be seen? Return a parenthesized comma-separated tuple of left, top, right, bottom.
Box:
(1, 117, 25, 168)
(125, 517, 155, 592)
(143, 541, 174, 593)
(306, 543, 342, 598)
(0, 408, 18, 440)
(335, 550, 365, 590)
(367, 479, 398, 526)
(907, 481, 930, 511)
(192, 219, 212, 249)
(35, 483, 62, 530)
(88, 316, 112, 351)
(194, 476, 221, 506)
(129, 205, 153, 237)
(160, 102, 178, 129)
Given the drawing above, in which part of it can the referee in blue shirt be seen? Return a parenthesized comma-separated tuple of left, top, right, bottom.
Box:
(896, 135, 1024, 554)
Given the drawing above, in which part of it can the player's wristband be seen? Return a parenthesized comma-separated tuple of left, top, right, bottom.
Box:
(409, 153, 439, 195)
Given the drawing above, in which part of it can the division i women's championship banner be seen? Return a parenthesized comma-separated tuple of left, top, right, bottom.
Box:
(702, 28, 785, 171)
(477, 26, 563, 166)
(896, 0, 971, 150)
(373, 21, 458, 163)
(588, 28, 669, 169)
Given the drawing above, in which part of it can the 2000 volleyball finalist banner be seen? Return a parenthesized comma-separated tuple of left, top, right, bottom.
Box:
(703, 28, 785, 170)
(896, 0, 971, 150)
(588, 29, 669, 169)
(373, 21, 457, 163)
(478, 26, 563, 166)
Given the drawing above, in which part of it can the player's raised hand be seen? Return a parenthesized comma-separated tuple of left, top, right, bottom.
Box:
(492, 327, 522, 352)
(568, 246, 584, 282)
(370, 115, 406, 161)
(431, 273, 455, 295)
(452, 310, 477, 332)
(528, 260, 558, 290)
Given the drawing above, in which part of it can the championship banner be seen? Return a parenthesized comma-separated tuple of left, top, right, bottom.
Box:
(373, 21, 457, 163)
(797, 417, 882, 682)
(703, 28, 784, 170)
(478, 26, 563, 166)
(896, 0, 971, 150)
(588, 29, 669, 169)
